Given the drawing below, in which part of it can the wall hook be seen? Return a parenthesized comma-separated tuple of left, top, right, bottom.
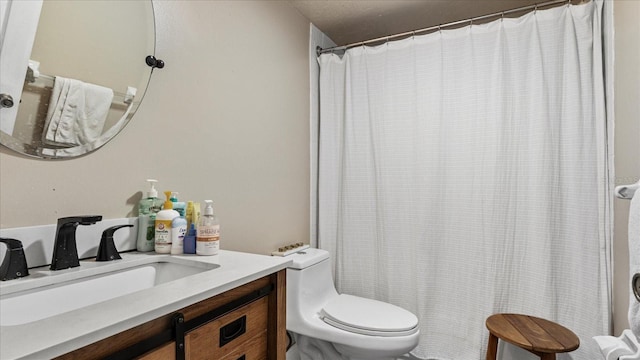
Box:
(146, 55, 165, 69)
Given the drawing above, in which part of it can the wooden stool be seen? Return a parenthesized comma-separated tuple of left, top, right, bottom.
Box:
(485, 313, 580, 360)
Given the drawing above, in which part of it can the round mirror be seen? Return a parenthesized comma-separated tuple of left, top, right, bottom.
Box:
(0, 0, 156, 159)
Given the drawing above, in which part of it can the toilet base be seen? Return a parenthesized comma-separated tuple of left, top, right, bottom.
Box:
(291, 332, 414, 360)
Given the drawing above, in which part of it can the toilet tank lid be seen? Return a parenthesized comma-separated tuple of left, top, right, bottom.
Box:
(288, 248, 330, 269)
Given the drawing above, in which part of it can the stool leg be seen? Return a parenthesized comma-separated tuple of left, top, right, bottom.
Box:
(486, 333, 498, 360)
(540, 354, 556, 360)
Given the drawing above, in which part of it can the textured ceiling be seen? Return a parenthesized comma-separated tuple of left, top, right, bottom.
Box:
(289, 0, 549, 46)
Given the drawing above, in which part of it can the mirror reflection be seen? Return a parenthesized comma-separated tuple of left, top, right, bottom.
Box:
(0, 0, 155, 159)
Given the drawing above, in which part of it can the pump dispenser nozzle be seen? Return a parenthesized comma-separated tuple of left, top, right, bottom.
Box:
(203, 200, 214, 215)
(146, 179, 158, 198)
(163, 191, 173, 210)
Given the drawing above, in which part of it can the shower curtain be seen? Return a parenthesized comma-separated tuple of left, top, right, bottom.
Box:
(317, 1, 611, 359)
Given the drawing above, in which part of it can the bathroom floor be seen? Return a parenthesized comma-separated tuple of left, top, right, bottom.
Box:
(286, 343, 301, 360)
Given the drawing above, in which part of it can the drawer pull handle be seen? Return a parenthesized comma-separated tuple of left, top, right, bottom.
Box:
(220, 315, 246, 347)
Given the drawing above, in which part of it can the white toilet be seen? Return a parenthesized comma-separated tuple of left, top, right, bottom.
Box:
(286, 248, 420, 360)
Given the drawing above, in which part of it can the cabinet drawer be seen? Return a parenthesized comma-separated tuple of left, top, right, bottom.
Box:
(220, 331, 267, 360)
(186, 296, 268, 359)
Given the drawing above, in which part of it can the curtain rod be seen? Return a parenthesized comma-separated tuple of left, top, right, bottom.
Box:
(317, 0, 573, 56)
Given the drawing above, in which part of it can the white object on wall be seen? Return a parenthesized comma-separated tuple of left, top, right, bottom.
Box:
(0, 0, 43, 135)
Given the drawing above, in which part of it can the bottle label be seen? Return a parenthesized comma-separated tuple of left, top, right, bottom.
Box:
(137, 216, 155, 251)
(155, 220, 172, 245)
(197, 224, 220, 240)
(197, 224, 220, 255)
(197, 239, 219, 255)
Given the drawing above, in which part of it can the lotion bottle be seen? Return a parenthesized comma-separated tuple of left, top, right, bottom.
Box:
(196, 200, 220, 256)
(155, 191, 179, 254)
(137, 179, 162, 252)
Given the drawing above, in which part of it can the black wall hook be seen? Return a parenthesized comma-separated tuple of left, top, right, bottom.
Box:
(146, 55, 165, 69)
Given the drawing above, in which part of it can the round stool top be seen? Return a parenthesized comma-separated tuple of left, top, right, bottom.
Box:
(485, 313, 580, 354)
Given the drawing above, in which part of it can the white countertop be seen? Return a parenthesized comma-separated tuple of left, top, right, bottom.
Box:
(0, 250, 291, 360)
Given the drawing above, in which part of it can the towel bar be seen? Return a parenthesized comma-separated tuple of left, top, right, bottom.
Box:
(615, 181, 640, 199)
(24, 65, 136, 102)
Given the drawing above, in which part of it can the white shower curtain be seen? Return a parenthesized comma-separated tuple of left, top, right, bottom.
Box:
(317, 1, 610, 359)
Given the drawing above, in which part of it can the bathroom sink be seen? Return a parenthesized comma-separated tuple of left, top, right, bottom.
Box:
(0, 256, 219, 326)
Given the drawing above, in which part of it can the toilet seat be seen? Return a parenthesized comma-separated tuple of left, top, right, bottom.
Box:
(320, 294, 419, 337)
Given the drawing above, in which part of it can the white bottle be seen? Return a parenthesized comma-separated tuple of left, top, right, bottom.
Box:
(155, 191, 179, 254)
(196, 200, 220, 256)
(171, 216, 187, 255)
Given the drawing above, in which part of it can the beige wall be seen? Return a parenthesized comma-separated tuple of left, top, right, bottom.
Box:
(0, 0, 311, 256)
(613, 0, 640, 335)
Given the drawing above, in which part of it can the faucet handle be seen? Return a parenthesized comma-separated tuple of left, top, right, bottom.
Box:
(0, 238, 29, 281)
(96, 224, 133, 261)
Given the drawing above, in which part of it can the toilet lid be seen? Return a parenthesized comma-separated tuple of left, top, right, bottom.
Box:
(320, 294, 419, 337)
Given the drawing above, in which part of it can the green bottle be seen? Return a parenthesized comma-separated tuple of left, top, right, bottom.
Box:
(137, 179, 163, 251)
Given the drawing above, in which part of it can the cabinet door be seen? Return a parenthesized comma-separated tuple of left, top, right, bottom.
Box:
(186, 296, 268, 359)
(136, 341, 175, 360)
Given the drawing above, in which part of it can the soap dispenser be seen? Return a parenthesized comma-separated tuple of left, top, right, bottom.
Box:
(196, 200, 220, 256)
(137, 179, 162, 252)
(155, 191, 179, 254)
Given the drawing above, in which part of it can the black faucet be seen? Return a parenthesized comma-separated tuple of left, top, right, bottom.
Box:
(50, 216, 102, 271)
(96, 224, 133, 261)
(0, 238, 29, 281)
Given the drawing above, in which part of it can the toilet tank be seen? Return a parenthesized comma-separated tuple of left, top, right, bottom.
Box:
(286, 248, 339, 333)
(288, 247, 330, 270)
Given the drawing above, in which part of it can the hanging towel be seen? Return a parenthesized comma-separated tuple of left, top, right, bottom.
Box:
(42, 76, 113, 147)
(630, 188, 640, 339)
(594, 329, 640, 360)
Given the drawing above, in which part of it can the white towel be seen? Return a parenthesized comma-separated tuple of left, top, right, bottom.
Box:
(594, 330, 640, 360)
(630, 190, 640, 339)
(42, 76, 113, 146)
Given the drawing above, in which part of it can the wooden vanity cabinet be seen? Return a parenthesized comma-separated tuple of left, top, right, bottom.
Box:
(55, 270, 286, 360)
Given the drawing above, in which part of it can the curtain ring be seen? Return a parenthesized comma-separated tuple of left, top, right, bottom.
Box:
(534, 4, 538, 13)
(501, 11, 505, 21)
(412, 30, 416, 40)
(438, 24, 442, 34)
